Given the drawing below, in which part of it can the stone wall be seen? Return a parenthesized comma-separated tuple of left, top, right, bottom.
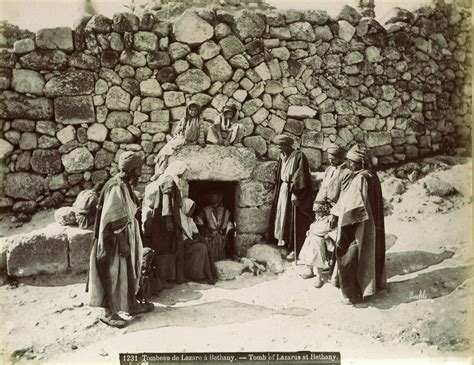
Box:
(0, 4, 471, 216)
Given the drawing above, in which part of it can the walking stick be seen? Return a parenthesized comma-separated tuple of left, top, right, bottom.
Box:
(293, 204, 298, 266)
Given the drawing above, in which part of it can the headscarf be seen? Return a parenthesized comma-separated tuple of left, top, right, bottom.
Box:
(223, 104, 237, 115)
(118, 151, 143, 172)
(273, 134, 294, 147)
(157, 160, 187, 192)
(326, 143, 346, 158)
(180, 198, 199, 240)
(346, 144, 367, 163)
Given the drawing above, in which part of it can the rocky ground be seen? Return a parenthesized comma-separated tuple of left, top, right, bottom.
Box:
(0, 155, 472, 365)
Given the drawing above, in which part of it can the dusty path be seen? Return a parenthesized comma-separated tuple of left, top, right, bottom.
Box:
(1, 157, 472, 364)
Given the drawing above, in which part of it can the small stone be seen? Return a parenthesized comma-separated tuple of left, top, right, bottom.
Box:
(105, 86, 131, 111)
(140, 79, 162, 97)
(176, 69, 211, 93)
(168, 42, 191, 61)
(133, 31, 158, 51)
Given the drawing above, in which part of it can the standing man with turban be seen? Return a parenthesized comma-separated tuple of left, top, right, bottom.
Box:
(298, 144, 352, 287)
(267, 134, 313, 261)
(331, 144, 386, 304)
(87, 151, 153, 328)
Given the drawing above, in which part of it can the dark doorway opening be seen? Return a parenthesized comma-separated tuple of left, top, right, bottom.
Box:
(188, 180, 237, 217)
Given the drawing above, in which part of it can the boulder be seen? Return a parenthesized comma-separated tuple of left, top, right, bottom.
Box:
(62, 147, 94, 173)
(55, 207, 77, 226)
(0, 92, 53, 120)
(4, 172, 45, 200)
(234, 10, 265, 40)
(423, 177, 458, 197)
(176, 69, 211, 93)
(215, 260, 245, 280)
(31, 150, 62, 174)
(170, 145, 257, 181)
(44, 71, 94, 97)
(5, 224, 69, 277)
(246, 244, 284, 274)
(235, 206, 271, 234)
(67, 227, 94, 272)
(163, 91, 185, 107)
(173, 11, 213, 45)
(54, 95, 95, 124)
(36, 27, 73, 52)
(11, 69, 45, 95)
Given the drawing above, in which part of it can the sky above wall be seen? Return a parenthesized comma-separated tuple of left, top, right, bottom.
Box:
(1, 0, 432, 32)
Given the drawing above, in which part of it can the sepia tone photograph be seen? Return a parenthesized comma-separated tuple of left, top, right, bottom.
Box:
(0, 0, 472, 364)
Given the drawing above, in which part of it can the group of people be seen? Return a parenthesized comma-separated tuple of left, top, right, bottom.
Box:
(86, 101, 387, 328)
(268, 135, 386, 305)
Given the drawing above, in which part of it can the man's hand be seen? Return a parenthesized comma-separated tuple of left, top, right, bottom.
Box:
(328, 214, 337, 229)
(291, 193, 299, 207)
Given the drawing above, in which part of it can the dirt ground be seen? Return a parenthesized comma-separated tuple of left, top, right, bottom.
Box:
(0, 156, 472, 365)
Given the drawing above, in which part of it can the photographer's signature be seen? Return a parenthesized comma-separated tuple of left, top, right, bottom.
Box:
(408, 290, 428, 300)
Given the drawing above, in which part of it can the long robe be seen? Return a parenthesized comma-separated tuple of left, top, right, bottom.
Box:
(196, 205, 234, 262)
(267, 149, 313, 255)
(299, 163, 352, 268)
(332, 169, 386, 300)
(143, 176, 184, 284)
(87, 176, 143, 313)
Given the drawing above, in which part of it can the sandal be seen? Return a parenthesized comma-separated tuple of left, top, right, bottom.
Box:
(100, 314, 127, 328)
(129, 302, 154, 316)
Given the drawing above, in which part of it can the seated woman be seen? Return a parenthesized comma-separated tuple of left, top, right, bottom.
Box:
(196, 192, 235, 262)
(72, 183, 102, 229)
(206, 105, 242, 146)
(181, 198, 217, 284)
(151, 101, 205, 181)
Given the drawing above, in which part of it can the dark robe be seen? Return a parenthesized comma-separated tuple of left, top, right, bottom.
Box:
(143, 176, 184, 284)
(334, 169, 386, 300)
(267, 149, 314, 255)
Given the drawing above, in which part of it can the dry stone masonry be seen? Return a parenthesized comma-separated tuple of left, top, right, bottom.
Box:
(0, 4, 471, 224)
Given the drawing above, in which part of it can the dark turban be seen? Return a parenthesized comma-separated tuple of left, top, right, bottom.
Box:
(326, 143, 345, 158)
(273, 134, 294, 147)
(118, 151, 143, 172)
(346, 144, 367, 163)
(223, 104, 237, 114)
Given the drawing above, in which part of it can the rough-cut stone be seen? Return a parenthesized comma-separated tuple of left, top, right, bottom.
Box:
(44, 71, 94, 97)
(36, 120, 56, 137)
(169, 145, 257, 181)
(234, 10, 265, 40)
(119, 50, 146, 67)
(219, 36, 245, 60)
(86, 14, 112, 33)
(31, 150, 62, 174)
(289, 22, 316, 41)
(105, 111, 132, 129)
(6, 224, 69, 277)
(5, 172, 45, 200)
(285, 119, 305, 136)
(133, 31, 158, 51)
(365, 132, 392, 147)
(287, 105, 317, 119)
(205, 55, 233, 82)
(336, 5, 362, 24)
(301, 147, 322, 170)
(375, 101, 393, 117)
(215, 261, 245, 280)
(199, 41, 220, 61)
(302, 131, 324, 148)
(271, 47, 290, 61)
(163, 91, 186, 108)
(13, 38, 35, 54)
(105, 86, 131, 111)
(138, 79, 162, 98)
(314, 26, 333, 41)
(176, 69, 211, 93)
(0, 139, 14, 160)
(36, 27, 73, 52)
(268, 114, 286, 133)
(147, 51, 171, 69)
(62, 147, 94, 173)
(19, 132, 38, 150)
(54, 96, 95, 124)
(243, 99, 264, 116)
(68, 53, 100, 70)
(112, 13, 139, 32)
(173, 11, 213, 45)
(168, 42, 191, 61)
(243, 135, 267, 156)
(0, 92, 53, 120)
(246, 244, 284, 274)
(67, 228, 94, 272)
(366, 46, 381, 63)
(237, 181, 273, 207)
(12, 201, 38, 214)
(235, 206, 271, 235)
(11, 69, 45, 95)
(12, 119, 35, 132)
(94, 149, 114, 169)
(338, 20, 356, 42)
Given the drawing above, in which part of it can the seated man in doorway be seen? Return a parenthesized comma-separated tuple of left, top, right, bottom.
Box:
(196, 192, 236, 262)
(298, 144, 352, 288)
(207, 105, 242, 146)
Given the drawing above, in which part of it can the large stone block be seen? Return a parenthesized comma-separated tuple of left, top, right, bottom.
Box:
(173, 11, 213, 45)
(44, 71, 94, 97)
(1, 91, 53, 119)
(4, 172, 45, 200)
(11, 69, 45, 96)
(54, 96, 95, 124)
(246, 244, 284, 274)
(36, 27, 73, 52)
(252, 161, 278, 183)
(176, 69, 211, 93)
(31, 150, 62, 174)
(67, 227, 94, 272)
(20, 50, 68, 70)
(62, 147, 94, 173)
(5, 224, 69, 277)
(170, 145, 257, 181)
(234, 10, 265, 40)
(237, 181, 273, 208)
(235, 206, 271, 234)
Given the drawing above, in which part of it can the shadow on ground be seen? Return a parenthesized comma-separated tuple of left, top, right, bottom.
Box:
(386, 250, 455, 278)
(126, 299, 311, 333)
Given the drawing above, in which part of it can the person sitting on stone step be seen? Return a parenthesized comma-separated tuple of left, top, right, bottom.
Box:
(207, 104, 242, 147)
